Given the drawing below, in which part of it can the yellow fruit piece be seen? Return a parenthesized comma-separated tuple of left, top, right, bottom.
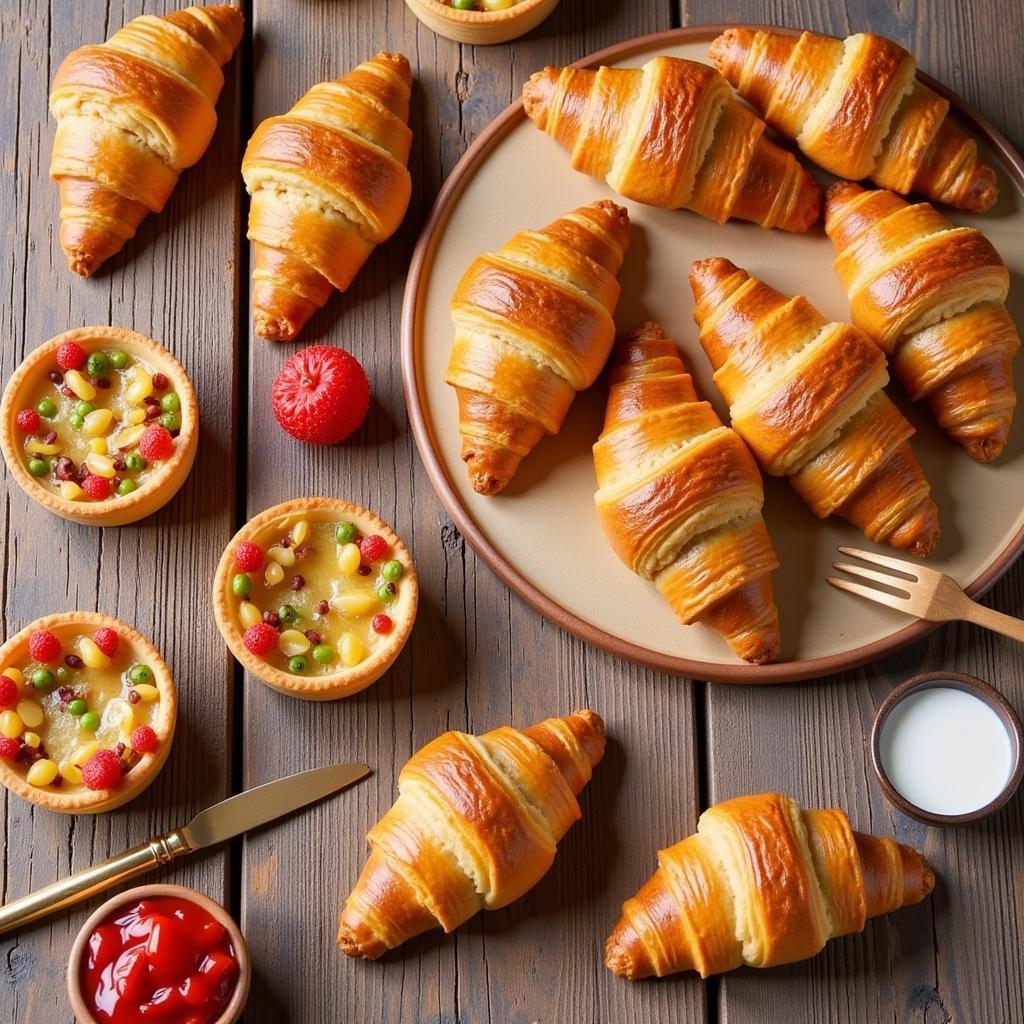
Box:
(0, 710, 23, 739)
(291, 520, 309, 545)
(3, 668, 24, 685)
(103, 699, 134, 735)
(85, 453, 116, 479)
(89, 437, 109, 455)
(15, 700, 43, 729)
(132, 683, 160, 703)
(238, 601, 262, 628)
(71, 742, 100, 766)
(279, 629, 311, 657)
(27, 439, 62, 455)
(126, 408, 148, 426)
(481, 0, 515, 7)
(27, 759, 58, 787)
(267, 545, 295, 567)
(83, 408, 115, 438)
(337, 543, 361, 575)
(60, 481, 84, 501)
(60, 761, 83, 786)
(113, 424, 146, 450)
(79, 636, 112, 669)
(22, 731, 41, 749)
(340, 632, 364, 667)
(337, 593, 378, 616)
(264, 562, 284, 586)
(125, 366, 153, 404)
(65, 369, 97, 401)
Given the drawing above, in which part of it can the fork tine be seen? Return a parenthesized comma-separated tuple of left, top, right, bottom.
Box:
(836, 545, 922, 580)
(826, 576, 916, 615)
(832, 561, 914, 595)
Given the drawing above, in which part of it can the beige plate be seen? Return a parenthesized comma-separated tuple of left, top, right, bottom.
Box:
(401, 26, 1024, 683)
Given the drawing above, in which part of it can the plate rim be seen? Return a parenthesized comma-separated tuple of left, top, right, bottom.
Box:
(400, 23, 1024, 684)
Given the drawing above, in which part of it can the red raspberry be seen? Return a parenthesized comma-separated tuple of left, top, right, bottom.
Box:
(138, 424, 174, 462)
(0, 675, 17, 708)
(82, 475, 112, 501)
(92, 627, 119, 657)
(358, 535, 389, 562)
(243, 623, 278, 656)
(56, 341, 87, 371)
(82, 748, 122, 790)
(372, 614, 393, 635)
(272, 345, 370, 445)
(0, 737, 20, 759)
(130, 725, 158, 754)
(16, 409, 40, 433)
(28, 630, 61, 663)
(234, 541, 264, 572)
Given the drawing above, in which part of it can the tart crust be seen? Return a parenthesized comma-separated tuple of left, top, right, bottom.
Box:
(0, 612, 177, 814)
(0, 326, 199, 527)
(213, 498, 419, 700)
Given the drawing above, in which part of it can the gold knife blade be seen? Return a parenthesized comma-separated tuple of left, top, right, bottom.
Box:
(0, 762, 370, 936)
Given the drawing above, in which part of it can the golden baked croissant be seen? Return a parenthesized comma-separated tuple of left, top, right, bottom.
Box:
(710, 28, 998, 213)
(49, 4, 243, 276)
(447, 200, 630, 495)
(606, 791, 934, 979)
(826, 182, 1020, 462)
(242, 52, 412, 341)
(593, 323, 781, 663)
(338, 709, 605, 958)
(523, 57, 821, 232)
(690, 258, 940, 556)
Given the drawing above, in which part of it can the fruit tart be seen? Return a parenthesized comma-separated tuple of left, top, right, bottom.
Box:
(213, 498, 418, 700)
(0, 613, 176, 813)
(0, 327, 198, 526)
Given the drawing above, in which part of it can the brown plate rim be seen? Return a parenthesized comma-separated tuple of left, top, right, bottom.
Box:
(400, 23, 1024, 684)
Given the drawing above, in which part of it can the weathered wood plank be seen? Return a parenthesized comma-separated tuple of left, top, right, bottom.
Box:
(0, 1, 241, 1020)
(241, 2, 704, 1022)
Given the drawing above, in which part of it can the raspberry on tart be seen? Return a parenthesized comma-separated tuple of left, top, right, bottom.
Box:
(0, 327, 198, 527)
(213, 498, 418, 700)
(0, 613, 176, 814)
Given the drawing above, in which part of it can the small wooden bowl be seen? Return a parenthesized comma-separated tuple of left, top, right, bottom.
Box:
(870, 670, 1024, 826)
(0, 326, 198, 527)
(403, 0, 559, 45)
(67, 883, 250, 1024)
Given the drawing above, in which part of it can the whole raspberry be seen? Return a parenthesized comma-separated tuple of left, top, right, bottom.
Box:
(82, 748, 122, 790)
(234, 541, 264, 572)
(0, 737, 20, 759)
(358, 535, 389, 563)
(138, 424, 174, 462)
(56, 341, 87, 371)
(16, 409, 40, 433)
(272, 345, 370, 445)
(82, 475, 112, 501)
(130, 725, 158, 754)
(243, 623, 278, 656)
(28, 630, 61, 663)
(0, 675, 17, 708)
(92, 627, 119, 657)
(372, 614, 393, 635)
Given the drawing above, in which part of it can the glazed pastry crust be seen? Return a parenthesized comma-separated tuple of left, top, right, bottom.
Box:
(338, 710, 605, 958)
(593, 323, 781, 663)
(523, 57, 821, 232)
(606, 792, 935, 979)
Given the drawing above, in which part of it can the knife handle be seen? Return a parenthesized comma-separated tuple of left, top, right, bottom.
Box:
(0, 829, 192, 936)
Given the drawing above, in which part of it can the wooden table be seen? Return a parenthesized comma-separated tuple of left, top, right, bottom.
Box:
(2, 1, 1023, 1021)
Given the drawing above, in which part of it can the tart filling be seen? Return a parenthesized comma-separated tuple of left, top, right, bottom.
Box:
(0, 626, 166, 795)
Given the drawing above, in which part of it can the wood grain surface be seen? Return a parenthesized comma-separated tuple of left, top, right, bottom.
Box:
(1, 1, 1021, 1022)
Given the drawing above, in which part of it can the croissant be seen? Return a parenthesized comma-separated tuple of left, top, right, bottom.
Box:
(606, 791, 934, 979)
(710, 28, 998, 213)
(49, 5, 243, 277)
(242, 52, 413, 341)
(690, 258, 940, 556)
(338, 709, 605, 958)
(447, 200, 630, 495)
(593, 323, 781, 663)
(522, 57, 821, 232)
(826, 182, 1020, 462)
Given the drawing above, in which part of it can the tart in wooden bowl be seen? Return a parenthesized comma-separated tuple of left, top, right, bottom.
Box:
(403, 0, 559, 44)
(0, 613, 176, 814)
(213, 498, 418, 701)
(0, 326, 198, 527)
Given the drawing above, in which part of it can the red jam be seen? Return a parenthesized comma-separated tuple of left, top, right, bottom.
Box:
(80, 896, 239, 1024)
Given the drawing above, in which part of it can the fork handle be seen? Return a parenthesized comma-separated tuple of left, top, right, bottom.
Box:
(962, 599, 1024, 644)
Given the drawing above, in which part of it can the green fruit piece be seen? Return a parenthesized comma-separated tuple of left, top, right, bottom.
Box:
(75, 401, 95, 417)
(232, 573, 252, 597)
(79, 711, 100, 731)
(30, 668, 55, 691)
(109, 350, 129, 370)
(85, 353, 110, 376)
(36, 398, 56, 418)
(377, 584, 398, 604)
(160, 393, 181, 413)
(28, 458, 48, 477)
(68, 698, 87, 717)
(128, 664, 153, 685)
(288, 655, 308, 673)
(335, 522, 358, 544)
(69, 414, 85, 430)
(312, 644, 335, 664)
(159, 411, 181, 431)
(278, 604, 298, 625)
(381, 559, 403, 582)
(117, 479, 137, 496)
(453, 0, 475, 8)
(125, 453, 147, 472)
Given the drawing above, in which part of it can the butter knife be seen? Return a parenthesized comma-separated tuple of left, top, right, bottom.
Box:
(0, 761, 370, 936)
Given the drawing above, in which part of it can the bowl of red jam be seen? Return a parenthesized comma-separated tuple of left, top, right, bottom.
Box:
(67, 883, 250, 1024)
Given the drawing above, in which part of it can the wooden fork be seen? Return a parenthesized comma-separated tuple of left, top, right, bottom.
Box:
(827, 546, 1024, 644)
